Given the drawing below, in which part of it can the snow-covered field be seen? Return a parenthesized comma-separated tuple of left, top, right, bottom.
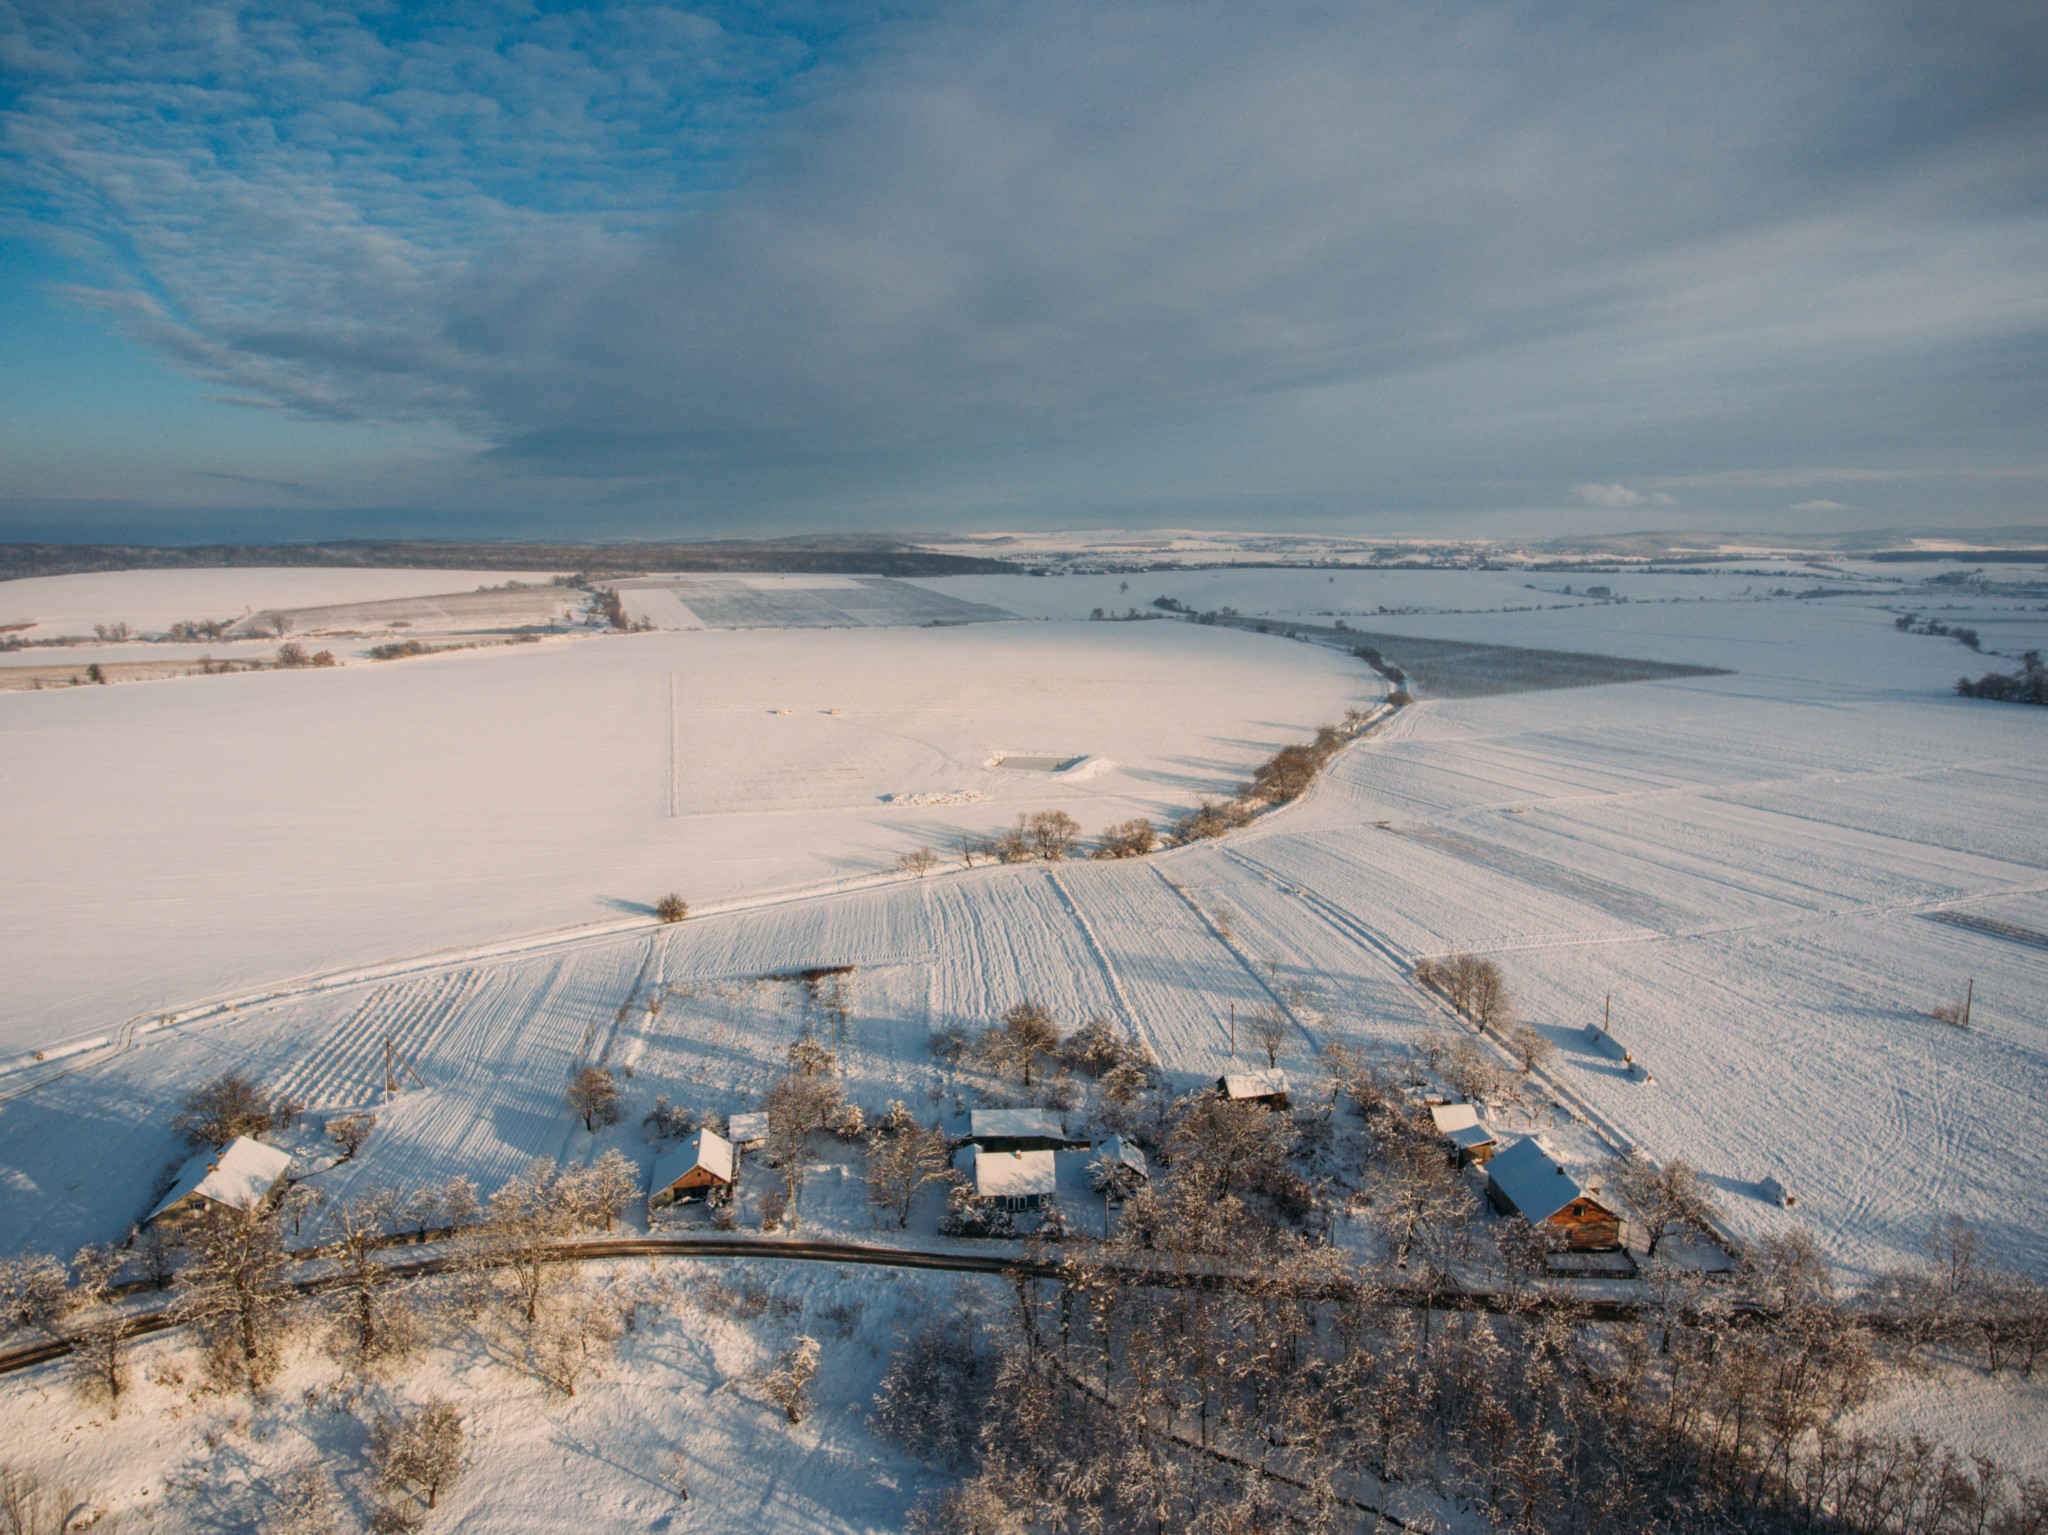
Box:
(4, 566, 2045, 1290)
(0, 611, 1369, 1055)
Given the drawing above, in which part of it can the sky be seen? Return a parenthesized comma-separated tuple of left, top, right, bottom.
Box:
(0, 0, 2044, 544)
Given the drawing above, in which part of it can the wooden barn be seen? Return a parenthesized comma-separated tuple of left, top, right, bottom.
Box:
(1429, 1102, 1500, 1166)
(1217, 1068, 1291, 1109)
(1484, 1136, 1621, 1251)
(145, 1136, 293, 1229)
(648, 1127, 735, 1211)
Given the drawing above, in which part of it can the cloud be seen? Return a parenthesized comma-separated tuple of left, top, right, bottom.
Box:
(1573, 483, 1676, 510)
(4, 0, 2047, 531)
(1789, 499, 1857, 512)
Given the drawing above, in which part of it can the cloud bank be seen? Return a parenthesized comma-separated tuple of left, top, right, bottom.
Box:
(3, 0, 2045, 534)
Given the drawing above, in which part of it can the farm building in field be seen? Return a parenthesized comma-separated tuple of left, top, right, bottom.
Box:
(1484, 1136, 1621, 1250)
(145, 1136, 293, 1228)
(1218, 1068, 1291, 1108)
(648, 1128, 735, 1210)
(963, 1146, 1057, 1212)
(1429, 1102, 1500, 1165)
(967, 1107, 1079, 1151)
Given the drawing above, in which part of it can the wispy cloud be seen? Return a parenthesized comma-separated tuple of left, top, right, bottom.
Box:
(3, 0, 2045, 532)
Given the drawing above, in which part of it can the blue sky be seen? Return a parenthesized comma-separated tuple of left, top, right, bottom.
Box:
(2, 0, 2044, 542)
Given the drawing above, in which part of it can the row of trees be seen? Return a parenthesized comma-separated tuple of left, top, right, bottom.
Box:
(1957, 650, 2048, 705)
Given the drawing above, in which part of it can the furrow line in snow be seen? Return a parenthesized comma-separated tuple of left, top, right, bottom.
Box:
(1040, 870, 1141, 1040)
(1149, 864, 1321, 1059)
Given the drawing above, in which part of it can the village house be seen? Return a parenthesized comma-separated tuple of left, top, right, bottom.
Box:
(1217, 1068, 1291, 1109)
(145, 1136, 293, 1229)
(648, 1127, 735, 1212)
(1484, 1136, 1622, 1250)
(967, 1106, 1078, 1152)
(961, 1146, 1057, 1213)
(1429, 1102, 1500, 1166)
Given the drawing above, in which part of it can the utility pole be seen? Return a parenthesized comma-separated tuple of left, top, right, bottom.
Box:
(1604, 992, 1611, 1034)
(1964, 977, 1974, 1029)
(385, 1036, 397, 1099)
(1229, 1003, 1236, 1058)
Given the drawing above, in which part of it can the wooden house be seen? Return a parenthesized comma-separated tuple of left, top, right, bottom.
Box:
(962, 1146, 1057, 1212)
(1217, 1068, 1290, 1109)
(967, 1107, 1079, 1152)
(1484, 1136, 1621, 1251)
(1429, 1102, 1500, 1166)
(145, 1136, 293, 1229)
(648, 1128, 735, 1211)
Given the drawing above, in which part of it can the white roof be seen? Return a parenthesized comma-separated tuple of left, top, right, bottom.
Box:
(651, 1127, 734, 1191)
(1486, 1136, 1599, 1224)
(969, 1107, 1066, 1141)
(1094, 1135, 1149, 1177)
(727, 1112, 768, 1145)
(971, 1147, 1057, 1200)
(1220, 1068, 1289, 1100)
(1430, 1103, 1497, 1148)
(147, 1136, 292, 1222)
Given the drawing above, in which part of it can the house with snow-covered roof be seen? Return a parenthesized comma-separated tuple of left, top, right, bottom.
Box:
(1484, 1136, 1620, 1250)
(145, 1136, 293, 1229)
(961, 1146, 1057, 1212)
(1429, 1102, 1500, 1165)
(1217, 1068, 1290, 1108)
(648, 1128, 735, 1211)
(967, 1107, 1077, 1151)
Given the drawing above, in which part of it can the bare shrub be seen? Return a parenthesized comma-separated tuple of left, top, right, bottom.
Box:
(1506, 1024, 1553, 1076)
(566, 1066, 621, 1131)
(327, 1111, 376, 1161)
(897, 847, 939, 877)
(654, 892, 689, 923)
(1172, 797, 1235, 843)
(0, 1465, 84, 1535)
(927, 1023, 971, 1067)
(1025, 809, 1081, 861)
(267, 1462, 344, 1535)
(1093, 817, 1157, 858)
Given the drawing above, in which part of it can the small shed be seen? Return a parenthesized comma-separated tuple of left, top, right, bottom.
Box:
(146, 1137, 293, 1228)
(1218, 1068, 1291, 1109)
(1484, 1136, 1621, 1251)
(648, 1128, 735, 1210)
(968, 1107, 1076, 1152)
(966, 1147, 1057, 1212)
(1429, 1102, 1500, 1165)
(726, 1111, 768, 1150)
(1090, 1135, 1149, 1198)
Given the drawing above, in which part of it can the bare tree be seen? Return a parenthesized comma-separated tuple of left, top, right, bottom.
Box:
(0, 1465, 85, 1535)
(66, 1245, 127, 1415)
(474, 1160, 577, 1329)
(0, 1253, 68, 1336)
(1025, 810, 1081, 861)
(173, 1072, 280, 1145)
(762, 1070, 849, 1227)
(897, 847, 939, 877)
(327, 1111, 376, 1161)
(786, 1036, 837, 1077)
(1607, 1150, 1720, 1259)
(322, 1190, 414, 1370)
(559, 1149, 639, 1231)
(1165, 1094, 1292, 1200)
(865, 1103, 955, 1227)
(980, 1000, 1061, 1087)
(759, 1335, 822, 1423)
(566, 1066, 622, 1131)
(369, 1398, 466, 1512)
(1250, 1008, 1288, 1069)
(531, 1282, 624, 1396)
(655, 893, 689, 923)
(266, 1462, 343, 1535)
(173, 1206, 293, 1389)
(1506, 1024, 1553, 1076)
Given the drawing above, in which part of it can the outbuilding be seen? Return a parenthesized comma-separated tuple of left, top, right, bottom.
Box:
(1218, 1068, 1291, 1109)
(145, 1136, 294, 1229)
(1429, 1102, 1500, 1165)
(1090, 1135, 1149, 1199)
(726, 1111, 768, 1150)
(1484, 1136, 1621, 1251)
(967, 1107, 1077, 1152)
(648, 1128, 735, 1211)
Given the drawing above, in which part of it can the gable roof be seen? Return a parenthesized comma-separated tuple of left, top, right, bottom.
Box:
(969, 1107, 1066, 1141)
(1486, 1136, 1606, 1224)
(970, 1147, 1057, 1200)
(651, 1127, 734, 1191)
(1220, 1068, 1289, 1100)
(147, 1136, 293, 1222)
(1093, 1135, 1149, 1178)
(1430, 1102, 1498, 1150)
